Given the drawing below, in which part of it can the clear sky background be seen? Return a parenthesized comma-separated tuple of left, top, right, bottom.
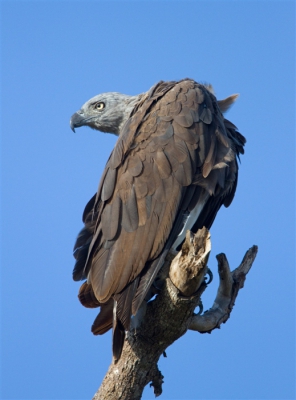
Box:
(1, 1, 295, 400)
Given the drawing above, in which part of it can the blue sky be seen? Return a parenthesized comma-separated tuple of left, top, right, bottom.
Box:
(1, 1, 295, 399)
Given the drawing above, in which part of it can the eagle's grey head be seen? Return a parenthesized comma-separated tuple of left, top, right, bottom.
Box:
(70, 92, 140, 136)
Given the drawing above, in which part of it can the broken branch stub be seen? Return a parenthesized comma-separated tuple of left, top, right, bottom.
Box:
(169, 227, 211, 296)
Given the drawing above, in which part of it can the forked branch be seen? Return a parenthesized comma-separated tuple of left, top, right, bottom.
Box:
(189, 245, 258, 333)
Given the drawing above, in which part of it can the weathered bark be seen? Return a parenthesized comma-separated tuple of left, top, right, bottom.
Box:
(93, 228, 258, 400)
(189, 246, 258, 333)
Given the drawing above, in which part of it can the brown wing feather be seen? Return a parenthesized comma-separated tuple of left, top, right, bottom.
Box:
(78, 281, 100, 308)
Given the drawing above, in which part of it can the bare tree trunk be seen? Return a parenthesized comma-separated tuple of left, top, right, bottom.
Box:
(93, 228, 258, 400)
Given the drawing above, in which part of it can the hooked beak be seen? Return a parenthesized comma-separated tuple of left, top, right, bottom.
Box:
(70, 112, 86, 132)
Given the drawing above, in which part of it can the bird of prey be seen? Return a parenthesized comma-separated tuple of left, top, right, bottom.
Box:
(70, 79, 246, 361)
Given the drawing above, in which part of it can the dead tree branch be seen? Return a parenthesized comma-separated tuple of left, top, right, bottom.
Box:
(189, 245, 258, 333)
(93, 228, 258, 400)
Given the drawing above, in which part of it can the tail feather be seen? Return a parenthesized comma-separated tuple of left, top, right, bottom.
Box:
(112, 304, 126, 363)
(114, 277, 140, 331)
(91, 299, 114, 335)
(132, 257, 165, 316)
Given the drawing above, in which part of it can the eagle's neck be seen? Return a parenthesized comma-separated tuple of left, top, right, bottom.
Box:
(117, 95, 141, 135)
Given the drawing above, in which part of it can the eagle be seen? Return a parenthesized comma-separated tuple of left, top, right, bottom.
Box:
(70, 79, 246, 361)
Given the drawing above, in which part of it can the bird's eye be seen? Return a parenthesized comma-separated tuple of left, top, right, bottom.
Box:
(95, 102, 105, 110)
